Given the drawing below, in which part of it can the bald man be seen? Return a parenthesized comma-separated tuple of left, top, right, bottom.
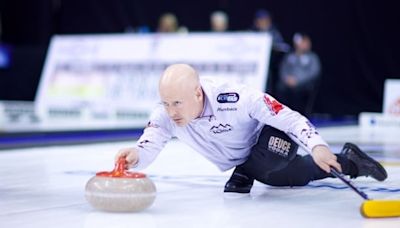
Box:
(116, 64, 387, 194)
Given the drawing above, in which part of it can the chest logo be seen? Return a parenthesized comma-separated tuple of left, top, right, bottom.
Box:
(210, 124, 232, 134)
(217, 107, 237, 112)
(217, 93, 240, 103)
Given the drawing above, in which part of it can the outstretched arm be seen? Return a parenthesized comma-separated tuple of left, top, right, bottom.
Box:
(115, 106, 173, 170)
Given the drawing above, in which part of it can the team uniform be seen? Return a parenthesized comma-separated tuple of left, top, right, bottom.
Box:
(132, 77, 385, 189)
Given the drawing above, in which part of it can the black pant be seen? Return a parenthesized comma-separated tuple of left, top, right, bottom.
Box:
(239, 125, 356, 187)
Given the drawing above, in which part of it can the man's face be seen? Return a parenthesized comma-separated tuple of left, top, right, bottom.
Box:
(211, 18, 227, 32)
(160, 86, 203, 126)
(255, 17, 271, 31)
(295, 37, 311, 53)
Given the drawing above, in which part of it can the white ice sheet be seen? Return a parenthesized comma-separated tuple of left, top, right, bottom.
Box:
(1, 126, 400, 228)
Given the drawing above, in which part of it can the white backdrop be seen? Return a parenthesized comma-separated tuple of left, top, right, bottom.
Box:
(36, 33, 272, 128)
(383, 79, 400, 116)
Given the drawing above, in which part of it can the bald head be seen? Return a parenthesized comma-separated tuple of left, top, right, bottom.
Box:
(159, 64, 204, 126)
(159, 64, 199, 91)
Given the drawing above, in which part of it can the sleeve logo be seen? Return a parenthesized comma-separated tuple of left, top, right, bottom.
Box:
(263, 95, 283, 115)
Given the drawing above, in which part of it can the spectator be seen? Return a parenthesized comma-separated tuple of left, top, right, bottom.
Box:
(157, 13, 188, 33)
(210, 11, 229, 32)
(252, 9, 289, 52)
(278, 33, 321, 116)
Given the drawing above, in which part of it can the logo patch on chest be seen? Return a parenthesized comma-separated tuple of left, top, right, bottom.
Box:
(217, 107, 238, 112)
(210, 124, 232, 134)
(217, 93, 240, 103)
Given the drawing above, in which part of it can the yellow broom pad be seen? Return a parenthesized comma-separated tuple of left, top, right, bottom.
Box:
(361, 200, 400, 218)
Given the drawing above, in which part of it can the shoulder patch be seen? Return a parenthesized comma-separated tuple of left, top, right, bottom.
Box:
(217, 93, 240, 103)
(264, 95, 283, 115)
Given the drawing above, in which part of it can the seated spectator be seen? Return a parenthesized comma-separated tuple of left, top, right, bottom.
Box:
(157, 13, 188, 33)
(277, 33, 321, 116)
(210, 11, 229, 32)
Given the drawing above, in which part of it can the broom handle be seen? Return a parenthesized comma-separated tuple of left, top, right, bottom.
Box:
(330, 168, 370, 200)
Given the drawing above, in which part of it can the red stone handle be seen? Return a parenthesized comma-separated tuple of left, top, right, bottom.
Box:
(96, 157, 146, 178)
(115, 157, 127, 174)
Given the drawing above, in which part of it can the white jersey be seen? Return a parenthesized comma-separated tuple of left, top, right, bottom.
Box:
(133, 77, 327, 171)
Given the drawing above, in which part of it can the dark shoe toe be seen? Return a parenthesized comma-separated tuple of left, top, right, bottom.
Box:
(342, 143, 388, 181)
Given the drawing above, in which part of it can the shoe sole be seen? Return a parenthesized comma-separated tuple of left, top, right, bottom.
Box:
(344, 143, 388, 181)
(224, 189, 251, 194)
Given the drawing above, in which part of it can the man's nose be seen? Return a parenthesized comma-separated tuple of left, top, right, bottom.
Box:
(167, 107, 177, 117)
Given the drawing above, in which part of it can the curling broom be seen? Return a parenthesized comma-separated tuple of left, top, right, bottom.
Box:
(331, 168, 400, 218)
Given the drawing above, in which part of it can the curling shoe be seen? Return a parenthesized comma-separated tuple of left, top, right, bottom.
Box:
(341, 142, 387, 181)
(224, 167, 254, 193)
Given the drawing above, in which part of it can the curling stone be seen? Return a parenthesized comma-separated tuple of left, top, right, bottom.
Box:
(85, 157, 156, 212)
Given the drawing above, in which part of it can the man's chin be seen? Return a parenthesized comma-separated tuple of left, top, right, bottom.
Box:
(174, 120, 187, 126)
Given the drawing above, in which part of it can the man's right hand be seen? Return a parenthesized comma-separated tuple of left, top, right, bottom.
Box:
(115, 148, 139, 169)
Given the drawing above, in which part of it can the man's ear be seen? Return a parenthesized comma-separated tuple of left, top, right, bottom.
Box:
(195, 86, 203, 100)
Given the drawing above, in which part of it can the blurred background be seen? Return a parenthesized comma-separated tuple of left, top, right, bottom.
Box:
(0, 0, 399, 147)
